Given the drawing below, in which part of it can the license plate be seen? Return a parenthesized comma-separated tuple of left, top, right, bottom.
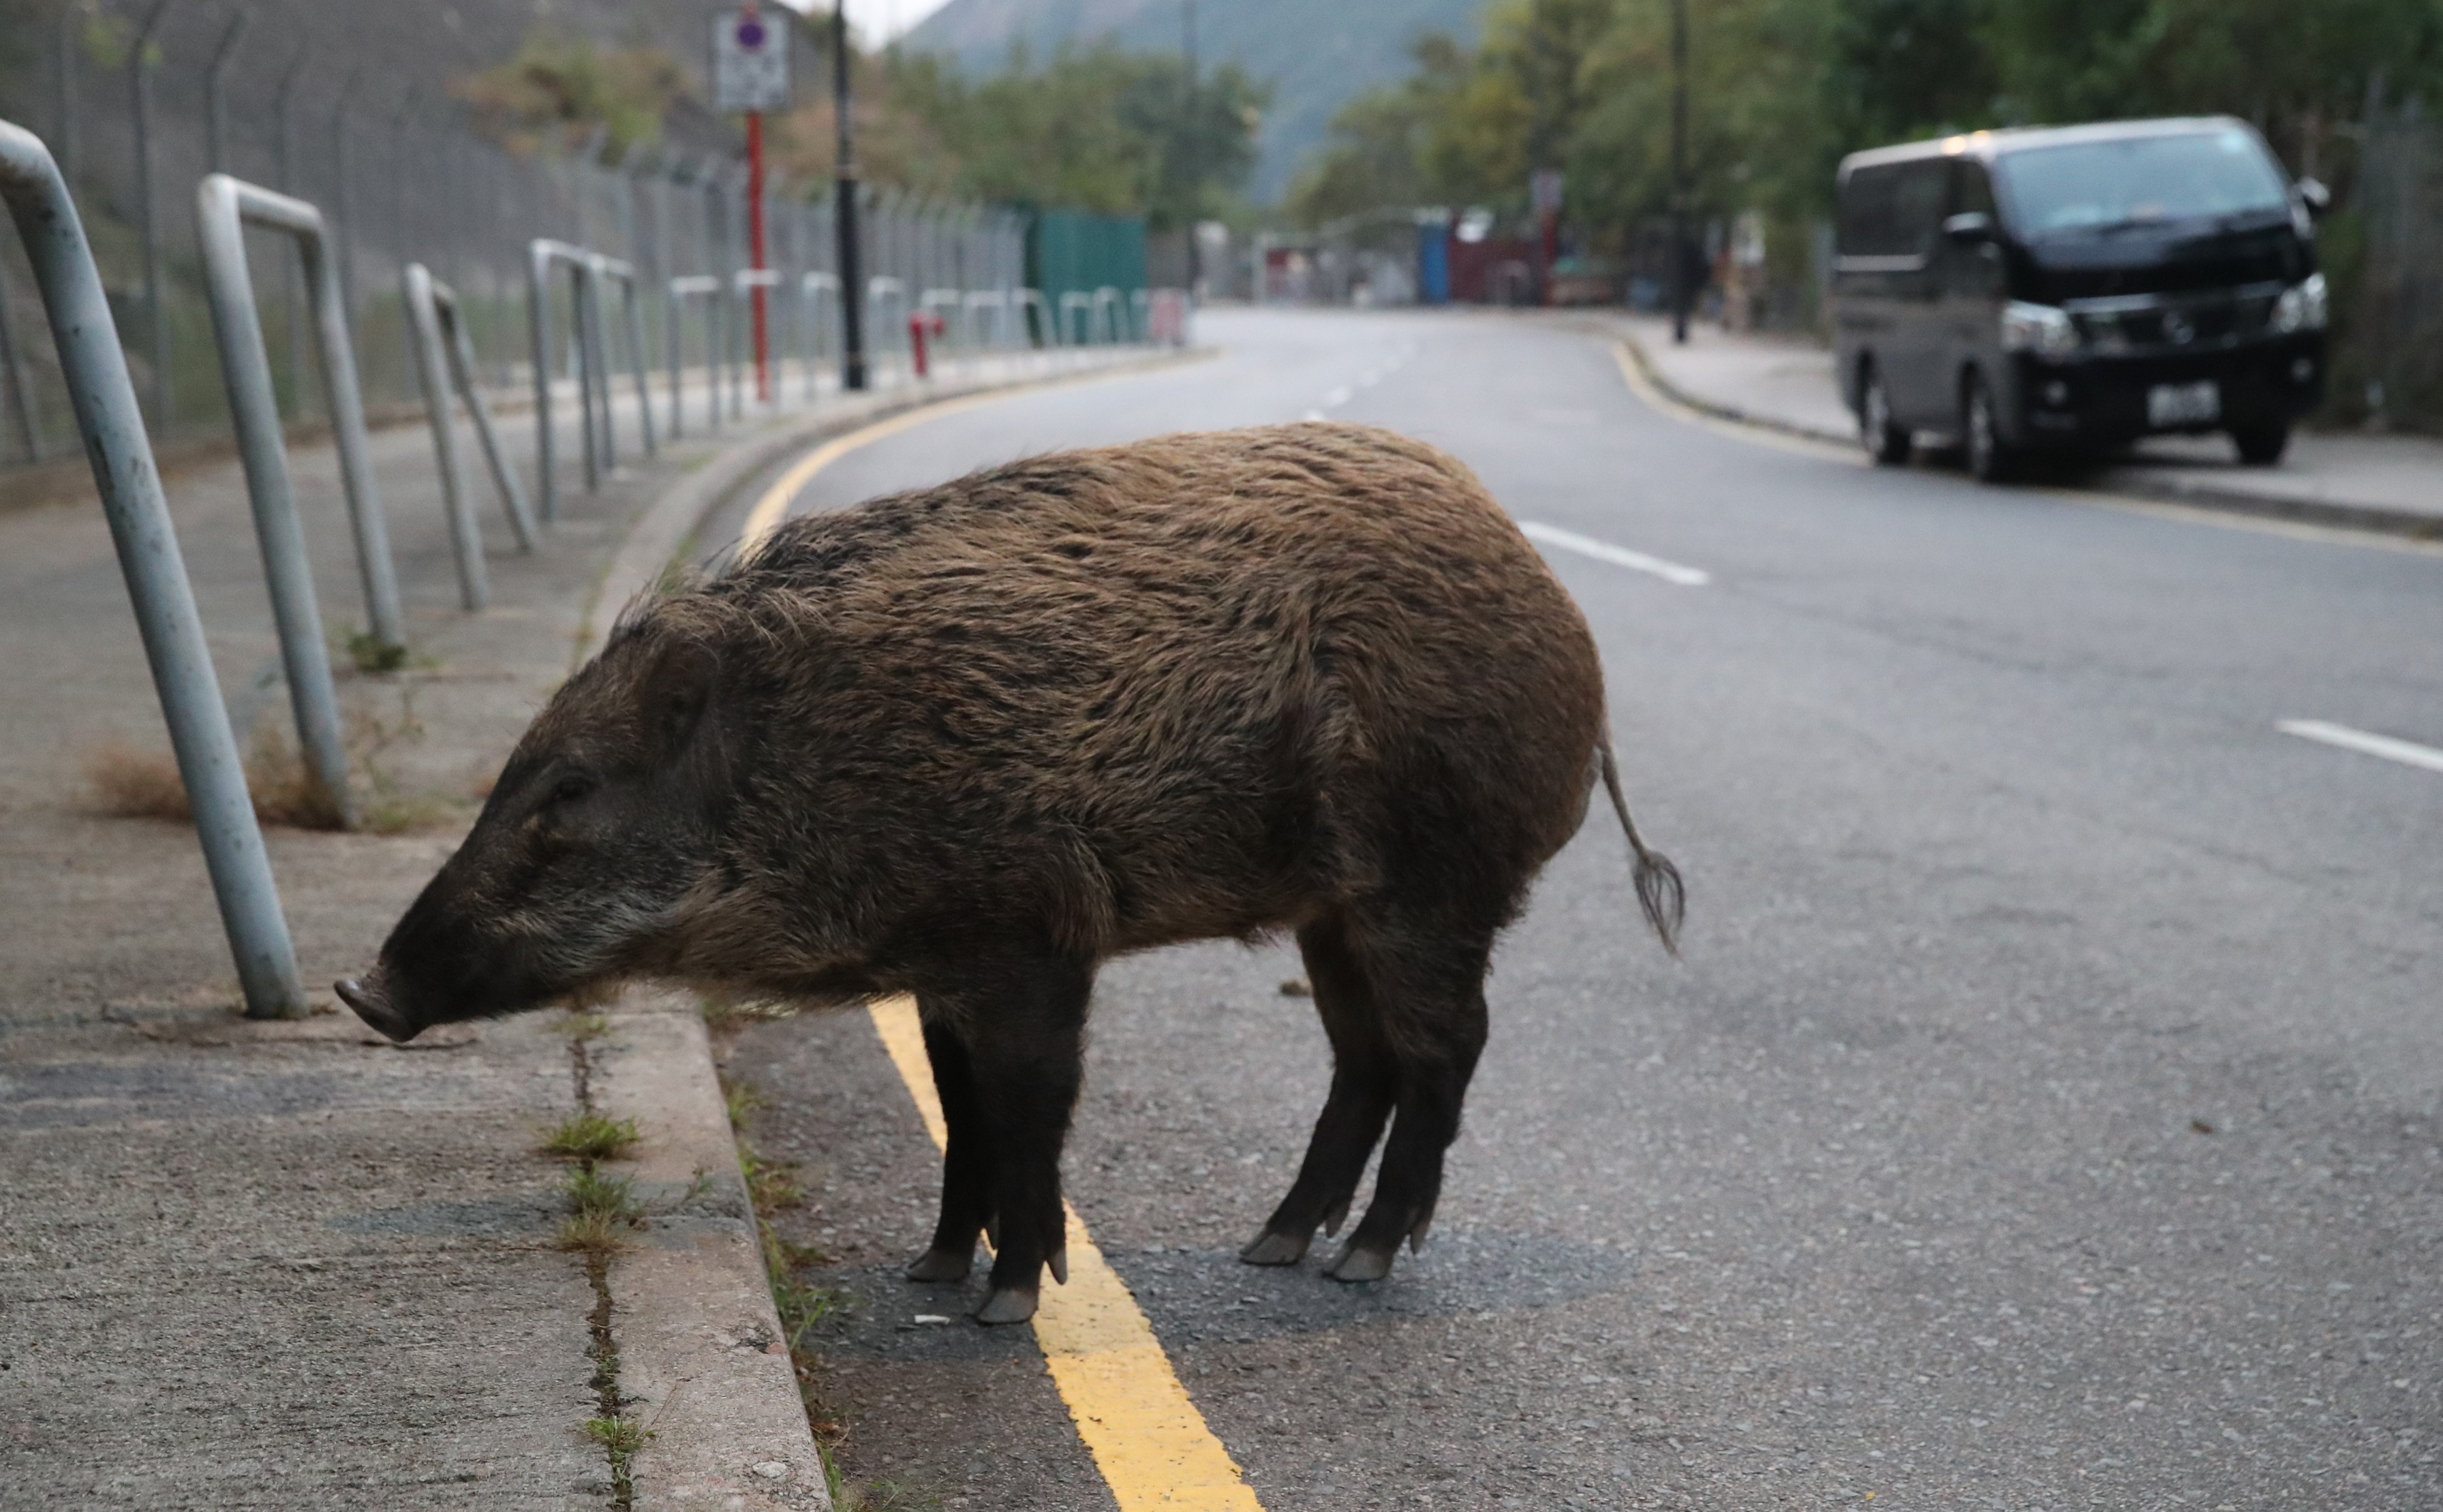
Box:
(2147, 379, 2220, 427)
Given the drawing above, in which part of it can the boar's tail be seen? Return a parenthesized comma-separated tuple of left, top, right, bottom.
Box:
(1597, 734, 1685, 957)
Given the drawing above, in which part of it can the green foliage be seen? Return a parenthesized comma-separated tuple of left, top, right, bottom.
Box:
(541, 1112, 640, 1162)
(884, 42, 1270, 229)
(455, 29, 688, 157)
(1288, 0, 2443, 233)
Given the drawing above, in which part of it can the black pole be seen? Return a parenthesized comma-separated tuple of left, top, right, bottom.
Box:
(833, 1, 867, 390)
(1669, 0, 1690, 344)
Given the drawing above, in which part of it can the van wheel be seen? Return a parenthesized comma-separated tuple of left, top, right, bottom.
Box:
(1963, 372, 2018, 484)
(2232, 422, 2290, 466)
(1860, 364, 1911, 465)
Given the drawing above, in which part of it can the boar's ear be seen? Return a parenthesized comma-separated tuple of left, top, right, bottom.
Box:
(635, 638, 719, 763)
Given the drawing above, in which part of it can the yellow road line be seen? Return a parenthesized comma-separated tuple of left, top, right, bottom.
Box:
(739, 350, 1222, 556)
(1606, 335, 2443, 560)
(1608, 337, 1861, 465)
(869, 995, 1263, 1511)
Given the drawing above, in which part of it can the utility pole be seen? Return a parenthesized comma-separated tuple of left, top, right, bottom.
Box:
(833, 0, 866, 389)
(1668, 0, 1690, 344)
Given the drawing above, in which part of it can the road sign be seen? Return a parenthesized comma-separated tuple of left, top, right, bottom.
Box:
(712, 8, 790, 114)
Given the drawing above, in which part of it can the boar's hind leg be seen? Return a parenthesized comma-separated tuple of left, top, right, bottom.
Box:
(1241, 911, 1397, 1266)
(906, 1017, 991, 1283)
(935, 950, 1093, 1327)
(1324, 925, 1493, 1284)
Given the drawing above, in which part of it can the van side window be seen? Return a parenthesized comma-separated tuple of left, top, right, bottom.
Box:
(1839, 160, 1947, 260)
(1954, 161, 1997, 217)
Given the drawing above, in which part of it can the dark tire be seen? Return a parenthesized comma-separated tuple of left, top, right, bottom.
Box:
(2232, 422, 2291, 466)
(1963, 371, 2018, 484)
(1860, 362, 1911, 465)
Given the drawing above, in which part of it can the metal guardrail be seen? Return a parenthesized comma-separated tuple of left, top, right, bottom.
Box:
(3, 120, 304, 1018)
(1018, 288, 1057, 350)
(867, 276, 909, 374)
(1058, 290, 1095, 347)
(404, 263, 538, 611)
(196, 171, 400, 836)
(666, 274, 725, 439)
(1093, 286, 1125, 345)
(528, 238, 604, 521)
(798, 271, 842, 404)
(730, 268, 782, 419)
(919, 287, 963, 350)
(591, 254, 657, 471)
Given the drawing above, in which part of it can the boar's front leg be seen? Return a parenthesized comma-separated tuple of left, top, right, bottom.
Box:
(916, 947, 1092, 1326)
(906, 1017, 992, 1283)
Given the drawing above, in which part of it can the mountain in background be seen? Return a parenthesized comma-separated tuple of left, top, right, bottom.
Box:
(903, 0, 1490, 205)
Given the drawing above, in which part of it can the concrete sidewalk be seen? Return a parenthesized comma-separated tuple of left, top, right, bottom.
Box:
(1605, 313, 2443, 537)
(0, 343, 1168, 1508)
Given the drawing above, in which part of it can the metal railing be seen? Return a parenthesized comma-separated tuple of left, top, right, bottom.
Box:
(196, 171, 394, 832)
(730, 268, 782, 419)
(3, 120, 302, 1019)
(527, 238, 607, 520)
(798, 271, 842, 404)
(666, 274, 725, 438)
(404, 262, 536, 611)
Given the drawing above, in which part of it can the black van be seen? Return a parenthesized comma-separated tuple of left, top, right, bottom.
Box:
(1831, 117, 2328, 481)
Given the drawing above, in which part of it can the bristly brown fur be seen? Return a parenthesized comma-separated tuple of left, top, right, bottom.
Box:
(357, 421, 1681, 1307)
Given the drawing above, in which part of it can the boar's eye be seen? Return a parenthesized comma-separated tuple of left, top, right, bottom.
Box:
(548, 771, 597, 806)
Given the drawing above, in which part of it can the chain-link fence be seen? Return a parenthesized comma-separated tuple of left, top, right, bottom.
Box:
(2335, 102, 2443, 432)
(0, 0, 1036, 470)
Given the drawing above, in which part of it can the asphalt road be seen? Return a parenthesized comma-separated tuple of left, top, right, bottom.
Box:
(718, 307, 2443, 1511)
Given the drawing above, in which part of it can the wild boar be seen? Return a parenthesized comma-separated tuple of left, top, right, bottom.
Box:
(338, 421, 1682, 1324)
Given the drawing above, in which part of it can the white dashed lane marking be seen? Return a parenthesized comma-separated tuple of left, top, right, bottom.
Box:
(1519, 521, 1712, 588)
(2277, 720, 2443, 775)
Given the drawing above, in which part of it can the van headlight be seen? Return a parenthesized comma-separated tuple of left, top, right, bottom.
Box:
(2271, 272, 2327, 333)
(2001, 301, 2079, 357)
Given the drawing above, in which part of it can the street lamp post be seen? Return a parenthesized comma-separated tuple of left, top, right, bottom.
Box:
(833, 1, 867, 390)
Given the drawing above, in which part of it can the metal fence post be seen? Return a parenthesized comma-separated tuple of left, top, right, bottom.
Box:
(799, 271, 841, 402)
(53, 2, 80, 185)
(0, 262, 44, 461)
(404, 264, 488, 611)
(2, 120, 304, 1018)
(197, 172, 403, 829)
(528, 239, 601, 520)
(666, 275, 722, 438)
(273, 45, 310, 418)
(731, 268, 780, 415)
(131, 0, 181, 429)
(204, 10, 248, 173)
(594, 256, 656, 459)
(432, 274, 539, 554)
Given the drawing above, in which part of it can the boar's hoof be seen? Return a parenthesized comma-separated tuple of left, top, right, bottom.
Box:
(1324, 1241, 1397, 1284)
(904, 1245, 974, 1283)
(1238, 1229, 1310, 1266)
(975, 1286, 1039, 1326)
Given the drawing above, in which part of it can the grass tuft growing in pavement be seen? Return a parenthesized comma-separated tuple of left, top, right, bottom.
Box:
(542, 1111, 640, 1161)
(554, 1167, 645, 1256)
(583, 1414, 649, 1454)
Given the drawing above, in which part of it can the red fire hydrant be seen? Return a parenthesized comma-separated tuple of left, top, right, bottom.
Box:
(909, 310, 947, 378)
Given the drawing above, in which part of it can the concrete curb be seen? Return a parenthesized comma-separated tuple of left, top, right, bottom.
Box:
(597, 994, 830, 1511)
(577, 345, 1202, 1511)
(1610, 323, 2443, 543)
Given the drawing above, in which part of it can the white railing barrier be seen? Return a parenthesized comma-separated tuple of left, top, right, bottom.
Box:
(403, 262, 538, 612)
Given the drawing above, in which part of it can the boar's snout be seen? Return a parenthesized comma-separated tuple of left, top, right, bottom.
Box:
(335, 970, 421, 1043)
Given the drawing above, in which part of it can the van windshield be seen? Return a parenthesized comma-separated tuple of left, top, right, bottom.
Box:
(1994, 128, 2290, 238)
